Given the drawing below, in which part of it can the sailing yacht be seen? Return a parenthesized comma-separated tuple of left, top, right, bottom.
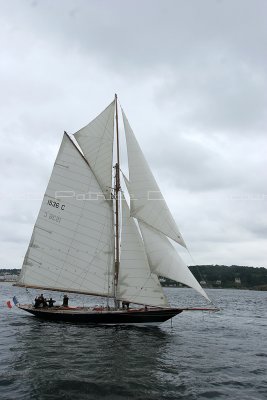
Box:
(15, 95, 217, 325)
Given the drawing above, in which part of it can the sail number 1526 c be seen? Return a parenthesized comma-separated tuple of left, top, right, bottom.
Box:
(47, 200, 65, 210)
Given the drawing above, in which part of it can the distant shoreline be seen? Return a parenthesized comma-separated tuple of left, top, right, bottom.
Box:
(1, 264, 267, 291)
(1, 281, 266, 291)
(161, 284, 267, 291)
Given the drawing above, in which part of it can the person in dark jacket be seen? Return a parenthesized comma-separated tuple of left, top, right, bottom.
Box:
(48, 298, 56, 307)
(122, 301, 130, 310)
(62, 294, 69, 307)
(34, 296, 41, 308)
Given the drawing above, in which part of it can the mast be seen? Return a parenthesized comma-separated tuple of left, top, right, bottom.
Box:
(114, 93, 121, 307)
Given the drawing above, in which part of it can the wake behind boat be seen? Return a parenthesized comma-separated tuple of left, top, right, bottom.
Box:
(14, 95, 218, 325)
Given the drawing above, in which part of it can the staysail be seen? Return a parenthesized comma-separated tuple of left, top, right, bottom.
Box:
(74, 100, 115, 198)
(117, 197, 168, 307)
(122, 110, 186, 248)
(17, 133, 114, 297)
(139, 222, 211, 302)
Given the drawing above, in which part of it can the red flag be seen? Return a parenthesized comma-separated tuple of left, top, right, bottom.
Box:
(6, 300, 12, 309)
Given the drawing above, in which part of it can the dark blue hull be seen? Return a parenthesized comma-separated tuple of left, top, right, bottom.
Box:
(18, 305, 183, 326)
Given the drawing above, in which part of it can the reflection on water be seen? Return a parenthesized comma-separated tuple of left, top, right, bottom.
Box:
(12, 319, 173, 400)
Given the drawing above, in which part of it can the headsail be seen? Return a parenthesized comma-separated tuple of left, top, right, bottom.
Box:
(17, 133, 114, 297)
(122, 110, 186, 247)
(139, 222, 210, 302)
(74, 100, 115, 198)
(117, 197, 168, 307)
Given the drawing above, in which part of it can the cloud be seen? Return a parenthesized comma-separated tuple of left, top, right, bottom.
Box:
(0, 0, 266, 268)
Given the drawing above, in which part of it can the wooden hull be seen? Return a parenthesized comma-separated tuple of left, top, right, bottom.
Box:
(18, 305, 183, 326)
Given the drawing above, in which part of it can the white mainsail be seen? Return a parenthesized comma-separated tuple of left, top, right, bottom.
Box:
(74, 100, 115, 198)
(117, 197, 168, 307)
(139, 222, 210, 302)
(122, 110, 186, 248)
(17, 133, 114, 297)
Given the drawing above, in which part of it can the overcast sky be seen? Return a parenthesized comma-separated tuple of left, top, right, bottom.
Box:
(0, 0, 266, 269)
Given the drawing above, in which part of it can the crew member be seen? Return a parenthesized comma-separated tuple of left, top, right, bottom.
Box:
(48, 298, 56, 307)
(62, 294, 69, 307)
(34, 296, 40, 308)
(122, 301, 130, 310)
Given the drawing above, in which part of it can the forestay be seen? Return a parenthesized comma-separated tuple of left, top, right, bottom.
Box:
(117, 197, 168, 307)
(139, 222, 211, 302)
(74, 100, 115, 198)
(17, 134, 114, 297)
(122, 110, 186, 248)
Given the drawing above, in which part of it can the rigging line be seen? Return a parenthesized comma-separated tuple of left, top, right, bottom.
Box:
(122, 271, 167, 306)
(64, 132, 112, 202)
(186, 247, 219, 308)
(90, 99, 115, 169)
(186, 247, 205, 281)
(25, 288, 34, 304)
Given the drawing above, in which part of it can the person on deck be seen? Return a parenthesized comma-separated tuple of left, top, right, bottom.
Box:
(122, 301, 130, 310)
(62, 294, 69, 307)
(48, 298, 56, 307)
(34, 296, 41, 308)
(40, 294, 47, 307)
(43, 296, 48, 307)
(34, 294, 47, 308)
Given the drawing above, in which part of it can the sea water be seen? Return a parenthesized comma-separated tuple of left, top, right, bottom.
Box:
(0, 283, 266, 400)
